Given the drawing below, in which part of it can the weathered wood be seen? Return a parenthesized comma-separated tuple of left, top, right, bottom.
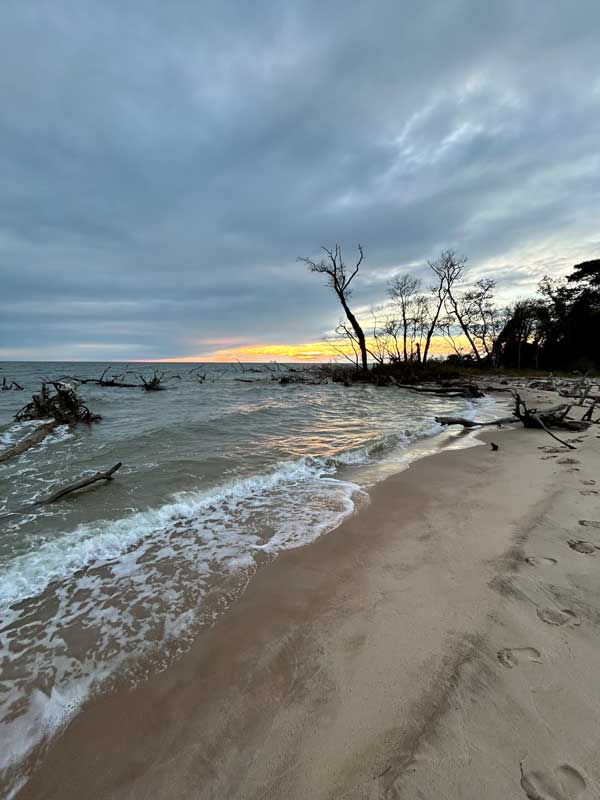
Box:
(40, 462, 123, 503)
(0, 421, 59, 463)
(436, 415, 516, 428)
(16, 383, 101, 424)
(140, 371, 164, 391)
(1, 377, 24, 390)
(531, 414, 576, 450)
(397, 382, 484, 398)
(512, 393, 589, 432)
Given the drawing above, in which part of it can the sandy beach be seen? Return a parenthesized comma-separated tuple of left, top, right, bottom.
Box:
(12, 390, 599, 800)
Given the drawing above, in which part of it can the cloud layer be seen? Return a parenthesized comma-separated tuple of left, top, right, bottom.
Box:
(1, 0, 599, 360)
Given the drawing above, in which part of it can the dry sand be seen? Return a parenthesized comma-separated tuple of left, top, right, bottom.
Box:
(16, 395, 600, 800)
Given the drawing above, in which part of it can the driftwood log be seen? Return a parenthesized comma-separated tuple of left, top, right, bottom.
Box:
(40, 462, 123, 503)
(512, 393, 589, 432)
(16, 383, 101, 424)
(437, 392, 589, 450)
(140, 371, 164, 391)
(0, 421, 59, 464)
(1, 377, 24, 391)
(0, 383, 101, 464)
(436, 415, 516, 428)
(398, 382, 484, 398)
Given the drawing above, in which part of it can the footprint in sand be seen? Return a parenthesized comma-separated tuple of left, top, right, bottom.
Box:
(525, 556, 558, 567)
(580, 490, 599, 496)
(536, 607, 580, 627)
(581, 479, 596, 486)
(520, 762, 586, 800)
(497, 647, 542, 669)
(557, 458, 580, 465)
(578, 520, 600, 529)
(567, 539, 598, 555)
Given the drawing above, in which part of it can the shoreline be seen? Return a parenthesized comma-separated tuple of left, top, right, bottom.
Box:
(12, 398, 600, 799)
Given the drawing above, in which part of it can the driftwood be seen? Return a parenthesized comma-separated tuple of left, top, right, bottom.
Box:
(398, 382, 484, 398)
(68, 366, 140, 388)
(140, 371, 165, 391)
(1, 377, 24, 391)
(0, 384, 101, 464)
(40, 462, 123, 503)
(436, 415, 516, 428)
(16, 383, 101, 424)
(512, 393, 589, 432)
(189, 366, 206, 383)
(0, 421, 59, 464)
(582, 401, 598, 423)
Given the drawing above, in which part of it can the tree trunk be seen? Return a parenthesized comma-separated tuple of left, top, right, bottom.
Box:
(448, 297, 482, 363)
(422, 302, 442, 364)
(339, 294, 368, 371)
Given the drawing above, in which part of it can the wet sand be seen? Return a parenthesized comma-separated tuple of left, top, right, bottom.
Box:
(15, 407, 600, 799)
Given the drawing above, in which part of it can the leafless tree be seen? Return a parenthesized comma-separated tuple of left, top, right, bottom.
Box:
(387, 275, 422, 362)
(327, 320, 362, 368)
(367, 306, 393, 364)
(453, 278, 502, 363)
(421, 250, 464, 363)
(300, 244, 368, 371)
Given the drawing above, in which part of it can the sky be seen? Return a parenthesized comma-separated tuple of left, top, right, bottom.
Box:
(1, 0, 599, 362)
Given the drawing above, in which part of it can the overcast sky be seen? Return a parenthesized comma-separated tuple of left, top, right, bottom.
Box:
(1, 0, 599, 361)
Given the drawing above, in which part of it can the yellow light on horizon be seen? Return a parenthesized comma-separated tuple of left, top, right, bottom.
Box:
(141, 335, 469, 363)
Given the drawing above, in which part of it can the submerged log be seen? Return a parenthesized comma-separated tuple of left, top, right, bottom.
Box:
(40, 462, 123, 503)
(1, 383, 101, 464)
(0, 421, 59, 464)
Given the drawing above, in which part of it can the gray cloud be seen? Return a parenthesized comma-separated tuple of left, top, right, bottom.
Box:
(1, 0, 599, 359)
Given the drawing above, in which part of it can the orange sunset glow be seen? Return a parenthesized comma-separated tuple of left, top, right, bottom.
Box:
(144, 336, 464, 363)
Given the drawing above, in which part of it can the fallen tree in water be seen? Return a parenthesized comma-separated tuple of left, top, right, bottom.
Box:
(40, 462, 122, 503)
(1, 377, 24, 391)
(140, 370, 165, 391)
(0, 421, 59, 464)
(0, 383, 101, 464)
(15, 382, 101, 424)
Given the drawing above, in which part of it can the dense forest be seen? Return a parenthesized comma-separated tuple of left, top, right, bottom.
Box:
(304, 248, 600, 373)
(497, 259, 600, 371)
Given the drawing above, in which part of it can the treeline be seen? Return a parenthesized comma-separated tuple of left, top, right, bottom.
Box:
(303, 246, 599, 372)
(497, 260, 600, 371)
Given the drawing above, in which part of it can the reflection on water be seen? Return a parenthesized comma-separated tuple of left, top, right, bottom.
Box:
(0, 361, 498, 788)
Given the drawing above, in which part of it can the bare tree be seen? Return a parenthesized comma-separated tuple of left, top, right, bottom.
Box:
(454, 278, 502, 363)
(367, 306, 393, 364)
(387, 275, 421, 362)
(327, 320, 362, 368)
(300, 244, 369, 371)
(411, 293, 432, 362)
(422, 250, 464, 363)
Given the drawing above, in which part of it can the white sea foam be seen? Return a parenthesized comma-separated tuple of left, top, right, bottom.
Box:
(0, 455, 353, 610)
(0, 380, 499, 792)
